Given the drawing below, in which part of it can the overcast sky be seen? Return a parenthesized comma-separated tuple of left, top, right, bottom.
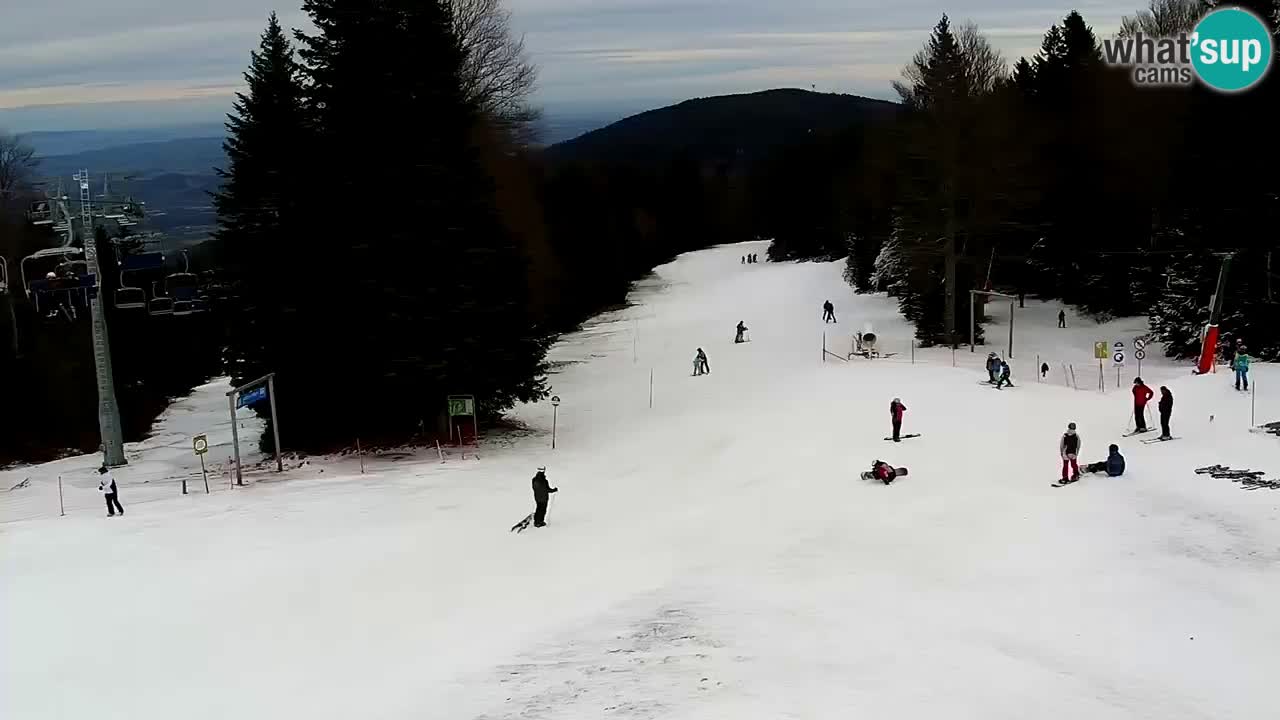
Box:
(0, 0, 1129, 131)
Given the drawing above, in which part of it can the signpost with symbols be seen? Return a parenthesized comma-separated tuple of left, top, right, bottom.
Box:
(192, 434, 210, 494)
(227, 373, 282, 486)
(1134, 338, 1147, 375)
(550, 395, 561, 449)
(447, 395, 479, 452)
(1095, 341, 1109, 391)
(1113, 341, 1126, 388)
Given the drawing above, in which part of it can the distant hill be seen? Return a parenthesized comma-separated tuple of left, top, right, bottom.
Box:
(38, 137, 226, 177)
(544, 89, 900, 168)
(23, 124, 226, 156)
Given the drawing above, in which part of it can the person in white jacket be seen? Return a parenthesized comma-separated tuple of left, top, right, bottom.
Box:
(98, 466, 124, 517)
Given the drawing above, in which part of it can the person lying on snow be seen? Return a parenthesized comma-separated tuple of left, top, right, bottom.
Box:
(1083, 444, 1126, 477)
(871, 460, 897, 484)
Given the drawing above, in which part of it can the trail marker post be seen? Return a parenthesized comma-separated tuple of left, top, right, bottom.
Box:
(551, 395, 561, 449)
(192, 434, 210, 494)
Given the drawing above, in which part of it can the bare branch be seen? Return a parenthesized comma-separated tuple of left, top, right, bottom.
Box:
(451, 0, 540, 143)
(0, 130, 38, 202)
(1118, 0, 1207, 38)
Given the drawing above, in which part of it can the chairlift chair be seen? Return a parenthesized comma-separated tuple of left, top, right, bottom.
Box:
(27, 202, 53, 226)
(148, 281, 174, 316)
(115, 269, 147, 310)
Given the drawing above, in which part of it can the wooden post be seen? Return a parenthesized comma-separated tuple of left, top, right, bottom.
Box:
(182, 472, 188, 495)
(1252, 378, 1257, 426)
(822, 332, 826, 363)
(911, 340, 915, 364)
(357, 438, 365, 474)
(229, 395, 243, 486)
(436, 439, 444, 463)
(58, 475, 64, 516)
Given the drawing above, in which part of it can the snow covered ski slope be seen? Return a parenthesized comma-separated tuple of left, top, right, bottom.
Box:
(3, 241, 1278, 719)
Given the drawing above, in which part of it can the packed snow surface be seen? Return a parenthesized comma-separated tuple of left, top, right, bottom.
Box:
(3, 241, 1278, 719)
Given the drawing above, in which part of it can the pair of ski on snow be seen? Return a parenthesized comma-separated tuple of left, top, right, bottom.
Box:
(1122, 428, 1179, 444)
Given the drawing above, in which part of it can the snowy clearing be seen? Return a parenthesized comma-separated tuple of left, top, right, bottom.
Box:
(3, 241, 1278, 719)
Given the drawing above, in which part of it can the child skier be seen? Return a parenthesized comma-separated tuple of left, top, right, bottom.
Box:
(1233, 346, 1250, 391)
(735, 321, 748, 344)
(694, 348, 710, 376)
(1059, 422, 1081, 483)
(1084, 444, 1126, 476)
(889, 397, 907, 442)
(822, 300, 836, 323)
(996, 360, 1014, 389)
(1132, 377, 1155, 432)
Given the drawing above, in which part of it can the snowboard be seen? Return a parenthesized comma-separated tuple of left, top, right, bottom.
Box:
(884, 434, 922, 441)
(1051, 476, 1082, 488)
(510, 513, 533, 533)
(1140, 436, 1179, 444)
(861, 467, 909, 484)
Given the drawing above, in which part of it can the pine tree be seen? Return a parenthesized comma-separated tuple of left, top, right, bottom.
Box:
(274, 0, 549, 448)
(213, 14, 311, 450)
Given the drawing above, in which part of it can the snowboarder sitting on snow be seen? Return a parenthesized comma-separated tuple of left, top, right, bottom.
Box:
(1059, 422, 1081, 482)
(996, 360, 1013, 389)
(889, 397, 907, 442)
(871, 460, 897, 484)
(1132, 377, 1155, 432)
(735, 321, 748, 344)
(822, 300, 836, 323)
(1083, 444, 1125, 477)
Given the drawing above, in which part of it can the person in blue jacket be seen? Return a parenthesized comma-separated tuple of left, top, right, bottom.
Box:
(1084, 444, 1125, 476)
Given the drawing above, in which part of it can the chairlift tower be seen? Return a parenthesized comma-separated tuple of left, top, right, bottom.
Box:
(75, 169, 127, 467)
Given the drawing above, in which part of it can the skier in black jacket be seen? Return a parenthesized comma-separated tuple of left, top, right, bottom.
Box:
(1157, 386, 1174, 440)
(531, 467, 558, 528)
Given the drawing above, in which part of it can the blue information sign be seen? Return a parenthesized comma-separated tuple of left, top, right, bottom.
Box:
(238, 386, 267, 408)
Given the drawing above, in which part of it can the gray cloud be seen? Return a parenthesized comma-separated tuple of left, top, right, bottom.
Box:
(0, 0, 1127, 129)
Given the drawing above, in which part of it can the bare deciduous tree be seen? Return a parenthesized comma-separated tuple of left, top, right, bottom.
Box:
(1119, 0, 1208, 38)
(451, 0, 541, 143)
(0, 131, 38, 203)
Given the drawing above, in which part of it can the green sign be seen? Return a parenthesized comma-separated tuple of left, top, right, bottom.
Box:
(1094, 342, 1109, 360)
(447, 397, 475, 417)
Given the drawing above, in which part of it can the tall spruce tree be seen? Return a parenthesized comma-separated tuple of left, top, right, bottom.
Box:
(281, 0, 548, 449)
(213, 14, 311, 450)
(890, 16, 1007, 345)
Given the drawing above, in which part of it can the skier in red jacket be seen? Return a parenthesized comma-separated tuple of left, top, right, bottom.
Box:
(1131, 378, 1154, 433)
(889, 398, 907, 442)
